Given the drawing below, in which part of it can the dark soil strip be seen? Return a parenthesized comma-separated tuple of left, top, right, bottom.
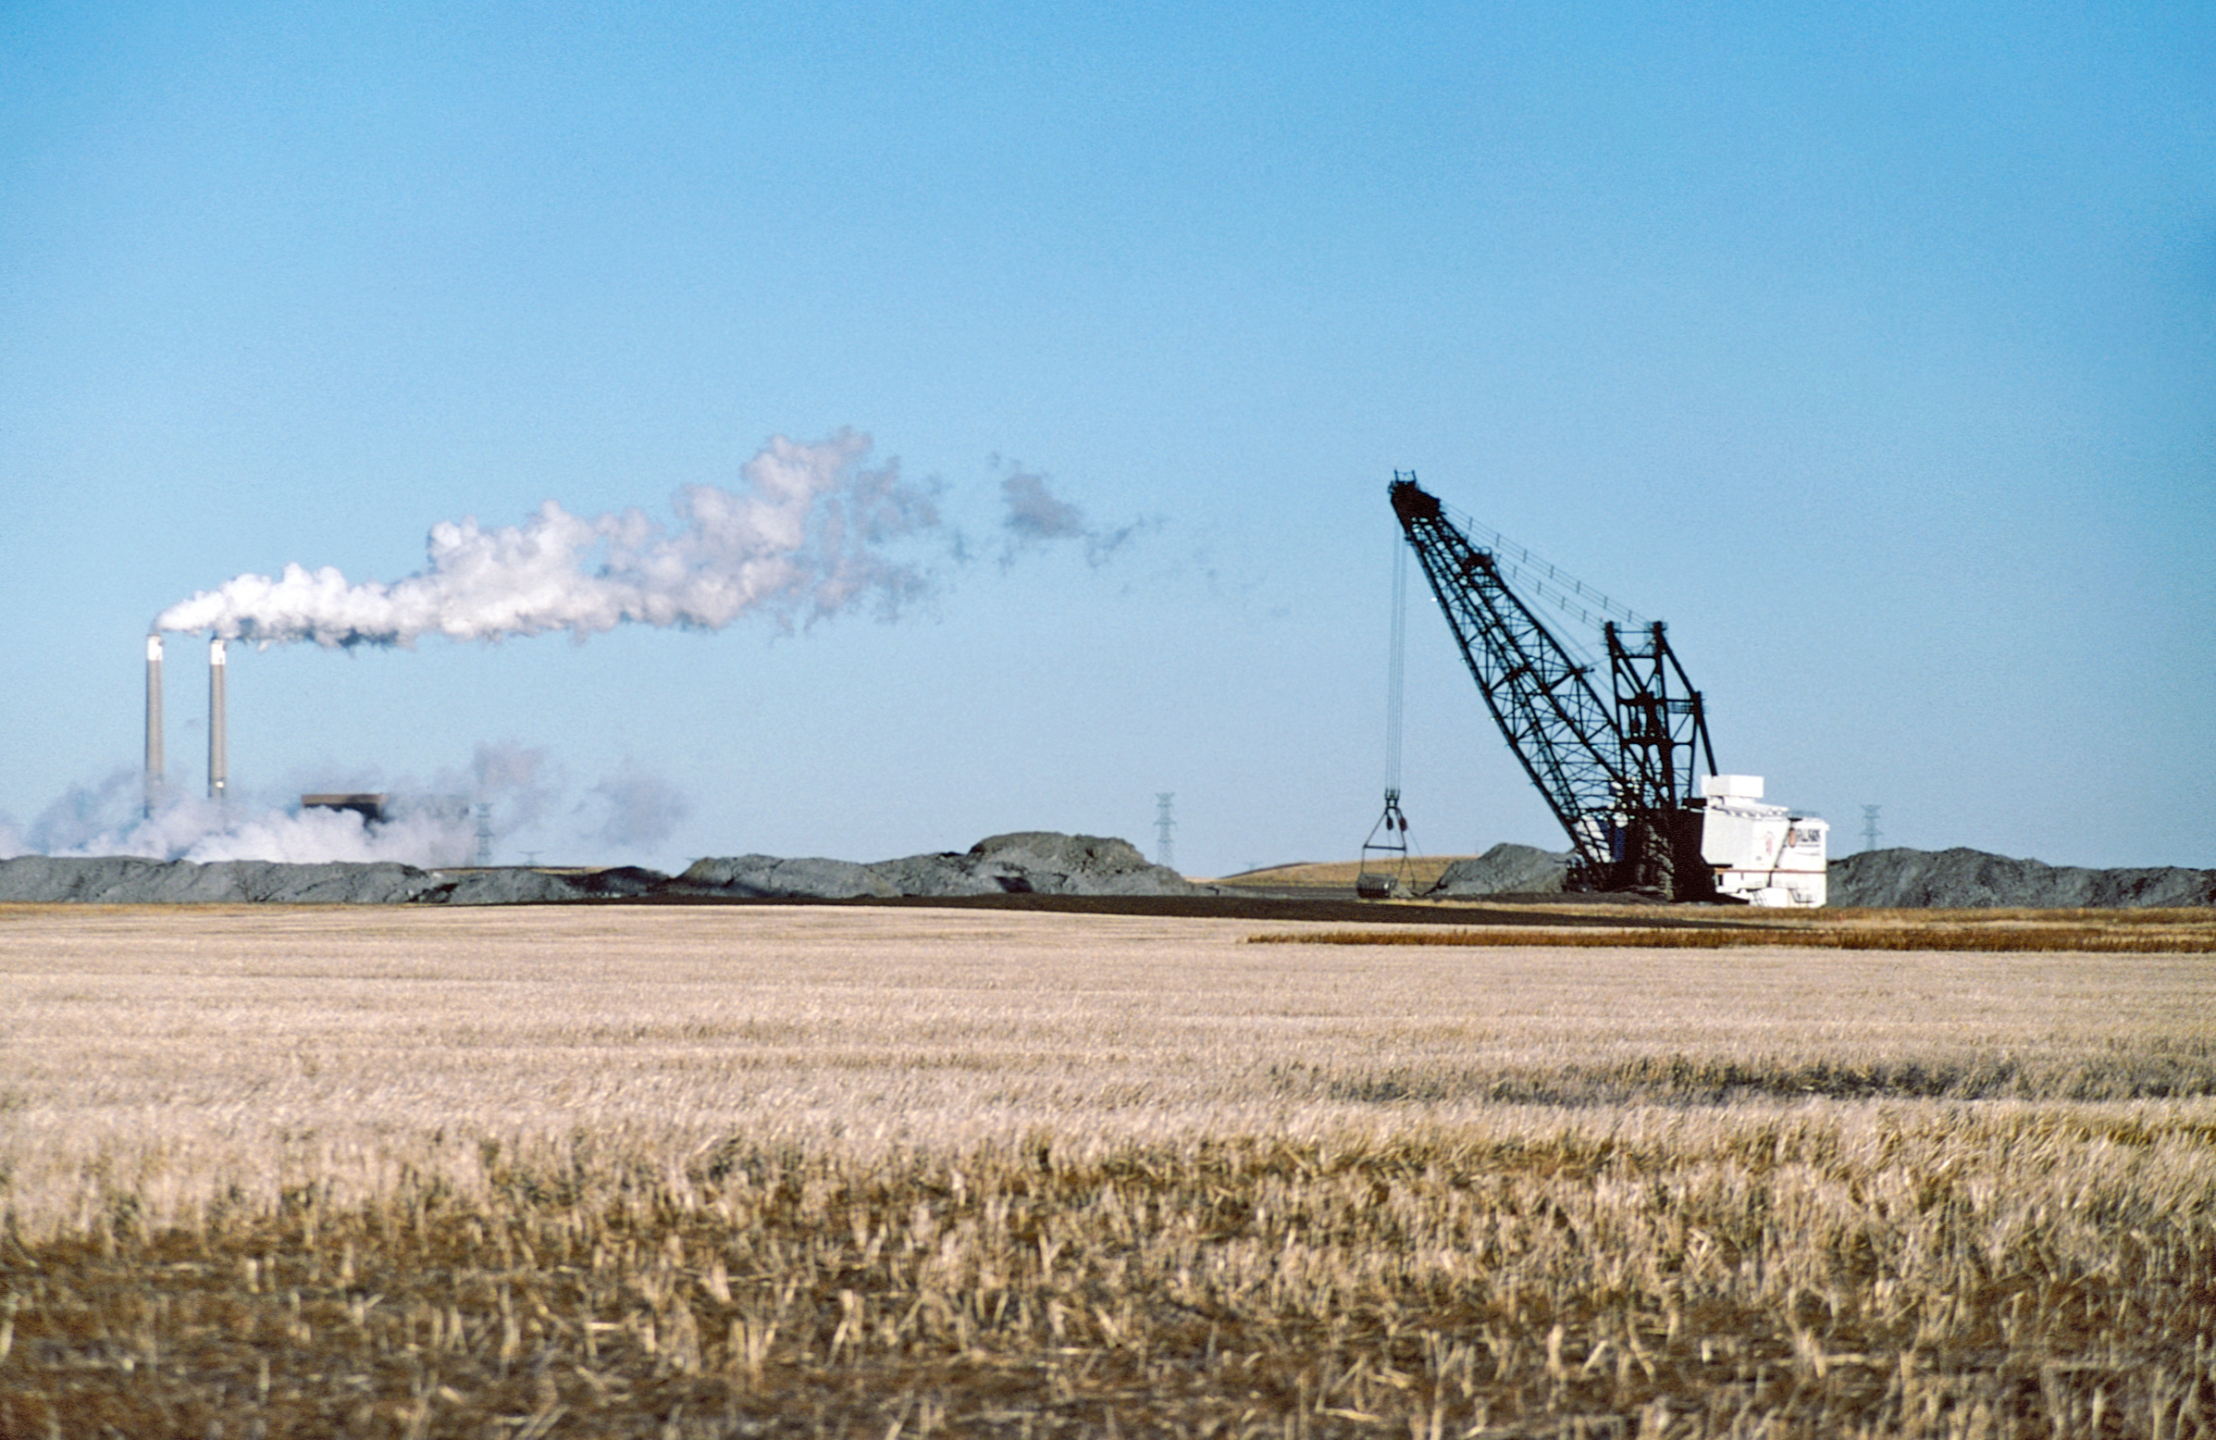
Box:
(612, 889, 1732, 928)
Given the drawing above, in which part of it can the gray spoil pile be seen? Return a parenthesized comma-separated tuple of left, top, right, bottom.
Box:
(676, 855, 899, 900)
(1433, 843, 1571, 897)
(1831, 847, 2216, 908)
(965, 832, 1204, 896)
(678, 832, 1202, 900)
(0, 832, 1198, 905)
(0, 855, 449, 904)
(6, 842, 2203, 909)
(0, 856, 638, 906)
(430, 869, 598, 905)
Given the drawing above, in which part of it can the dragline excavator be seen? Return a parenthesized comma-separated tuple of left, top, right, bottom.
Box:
(1388, 474, 1827, 906)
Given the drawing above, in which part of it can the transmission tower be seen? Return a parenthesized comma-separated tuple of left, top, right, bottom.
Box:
(1154, 793, 1176, 869)
(1860, 805, 1882, 853)
(474, 802, 494, 866)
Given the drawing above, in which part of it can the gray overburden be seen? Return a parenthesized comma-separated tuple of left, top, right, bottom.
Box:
(1, 840, 2207, 908)
(1828, 848, 2216, 908)
(0, 832, 1202, 905)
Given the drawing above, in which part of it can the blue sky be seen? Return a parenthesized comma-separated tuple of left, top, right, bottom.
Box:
(3, 0, 2210, 876)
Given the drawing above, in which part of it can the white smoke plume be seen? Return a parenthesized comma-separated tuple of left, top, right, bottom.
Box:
(474, 741, 561, 836)
(155, 431, 938, 646)
(996, 463, 1150, 568)
(17, 771, 474, 866)
(179, 800, 475, 866)
(583, 765, 692, 850)
(11, 749, 689, 867)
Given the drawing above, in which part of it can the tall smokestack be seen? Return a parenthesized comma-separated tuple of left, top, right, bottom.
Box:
(144, 634, 165, 817)
(207, 636, 227, 803)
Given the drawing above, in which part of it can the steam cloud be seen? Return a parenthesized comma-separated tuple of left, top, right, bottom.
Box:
(9, 773, 475, 866)
(1002, 473, 1087, 542)
(997, 464, 1149, 567)
(5, 745, 689, 867)
(155, 431, 1150, 646)
(155, 431, 939, 646)
(585, 766, 692, 850)
(474, 741, 560, 836)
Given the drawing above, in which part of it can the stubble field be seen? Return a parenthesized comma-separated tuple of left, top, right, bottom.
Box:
(2, 903, 2214, 1438)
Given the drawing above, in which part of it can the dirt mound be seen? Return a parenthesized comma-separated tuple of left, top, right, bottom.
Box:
(16, 842, 2202, 911)
(963, 832, 1201, 896)
(1433, 843, 1570, 897)
(565, 866, 676, 898)
(1832, 847, 2216, 908)
(676, 855, 901, 900)
(0, 856, 628, 905)
(679, 833, 1203, 900)
(860, 853, 998, 896)
(427, 869, 596, 905)
(0, 856, 439, 904)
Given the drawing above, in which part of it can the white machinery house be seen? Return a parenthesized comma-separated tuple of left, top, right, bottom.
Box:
(1699, 774, 1828, 907)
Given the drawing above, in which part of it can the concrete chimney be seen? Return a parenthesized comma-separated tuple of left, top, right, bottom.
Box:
(144, 634, 165, 817)
(208, 636, 227, 802)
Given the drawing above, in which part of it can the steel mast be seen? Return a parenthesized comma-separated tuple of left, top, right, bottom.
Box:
(1387, 474, 1717, 899)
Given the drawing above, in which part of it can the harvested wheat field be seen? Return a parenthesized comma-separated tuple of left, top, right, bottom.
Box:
(3, 905, 2215, 1438)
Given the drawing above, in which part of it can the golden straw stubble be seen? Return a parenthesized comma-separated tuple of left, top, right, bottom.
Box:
(2, 903, 2212, 1437)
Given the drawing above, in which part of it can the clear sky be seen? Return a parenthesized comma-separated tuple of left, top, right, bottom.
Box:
(3, 0, 2211, 877)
